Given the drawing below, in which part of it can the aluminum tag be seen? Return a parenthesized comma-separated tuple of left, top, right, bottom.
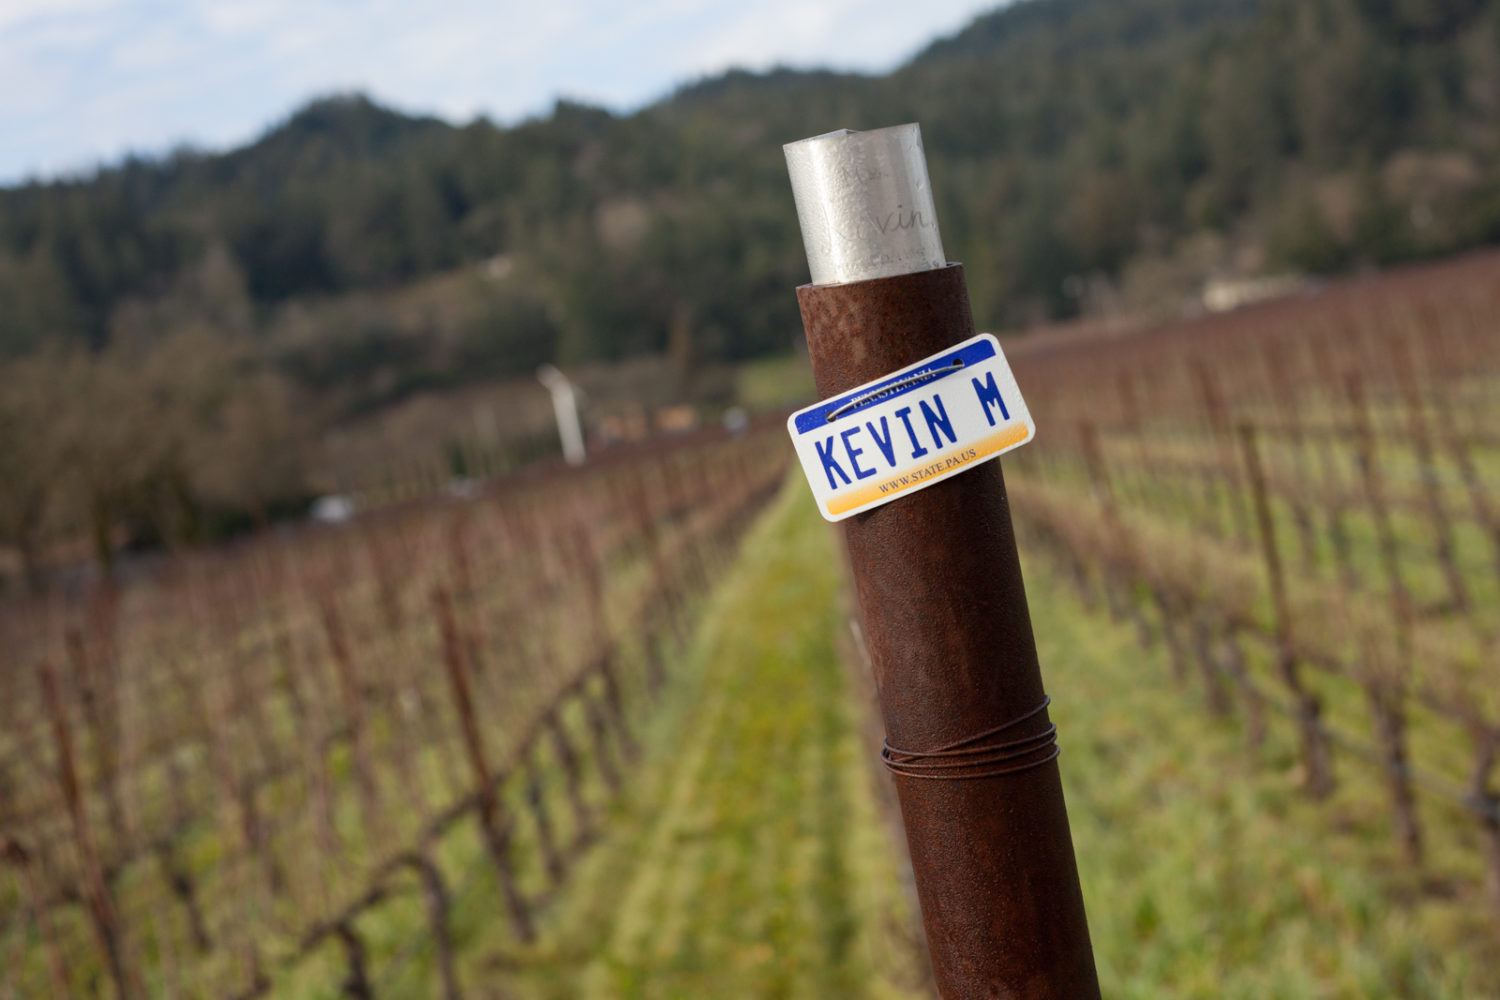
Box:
(787, 334, 1035, 522)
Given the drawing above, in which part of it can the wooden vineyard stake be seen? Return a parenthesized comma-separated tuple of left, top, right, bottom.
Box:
(523, 740, 566, 886)
(1346, 373, 1423, 862)
(1308, 338, 1361, 591)
(1260, 342, 1319, 570)
(319, 595, 384, 837)
(1392, 339, 1469, 614)
(1193, 361, 1252, 547)
(433, 584, 535, 943)
(1240, 424, 1335, 798)
(396, 852, 463, 1000)
(38, 656, 137, 999)
(546, 707, 593, 846)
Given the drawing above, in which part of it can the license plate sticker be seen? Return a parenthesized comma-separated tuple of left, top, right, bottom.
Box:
(786, 334, 1035, 522)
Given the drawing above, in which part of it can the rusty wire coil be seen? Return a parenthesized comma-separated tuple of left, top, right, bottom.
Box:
(881, 695, 1059, 780)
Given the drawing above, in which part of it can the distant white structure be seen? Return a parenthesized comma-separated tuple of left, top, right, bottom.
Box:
(446, 478, 480, 500)
(1202, 274, 1305, 313)
(310, 494, 355, 523)
(482, 253, 514, 281)
(537, 364, 587, 466)
(722, 406, 749, 436)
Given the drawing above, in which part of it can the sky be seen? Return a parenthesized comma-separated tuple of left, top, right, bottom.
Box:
(0, 0, 1005, 185)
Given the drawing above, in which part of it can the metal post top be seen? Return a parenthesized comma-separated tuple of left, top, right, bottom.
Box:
(784, 123, 946, 287)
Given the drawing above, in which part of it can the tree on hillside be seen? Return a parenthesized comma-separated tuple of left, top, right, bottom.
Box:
(0, 332, 317, 586)
(0, 355, 69, 592)
(1, 0, 1498, 379)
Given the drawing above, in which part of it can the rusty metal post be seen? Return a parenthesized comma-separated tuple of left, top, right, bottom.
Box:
(785, 124, 1099, 999)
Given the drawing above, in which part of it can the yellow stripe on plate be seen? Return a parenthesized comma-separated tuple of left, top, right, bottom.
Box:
(825, 422, 1031, 516)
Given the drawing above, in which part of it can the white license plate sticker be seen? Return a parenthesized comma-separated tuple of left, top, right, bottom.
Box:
(786, 334, 1035, 522)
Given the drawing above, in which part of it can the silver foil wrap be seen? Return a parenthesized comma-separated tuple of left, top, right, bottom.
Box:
(783, 123, 946, 286)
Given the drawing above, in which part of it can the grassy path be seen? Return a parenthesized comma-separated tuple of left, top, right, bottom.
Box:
(489, 478, 928, 999)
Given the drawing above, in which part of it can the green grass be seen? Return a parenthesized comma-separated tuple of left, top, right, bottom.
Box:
(480, 477, 928, 999)
(1027, 554, 1498, 999)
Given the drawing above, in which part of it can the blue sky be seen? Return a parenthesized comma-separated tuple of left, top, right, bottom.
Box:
(0, 0, 1005, 185)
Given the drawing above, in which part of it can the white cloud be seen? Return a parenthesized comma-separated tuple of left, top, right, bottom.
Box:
(199, 0, 296, 35)
(0, 0, 1006, 184)
(0, 0, 119, 33)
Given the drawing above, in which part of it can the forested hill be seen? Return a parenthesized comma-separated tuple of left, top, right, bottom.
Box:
(2, 0, 1498, 375)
